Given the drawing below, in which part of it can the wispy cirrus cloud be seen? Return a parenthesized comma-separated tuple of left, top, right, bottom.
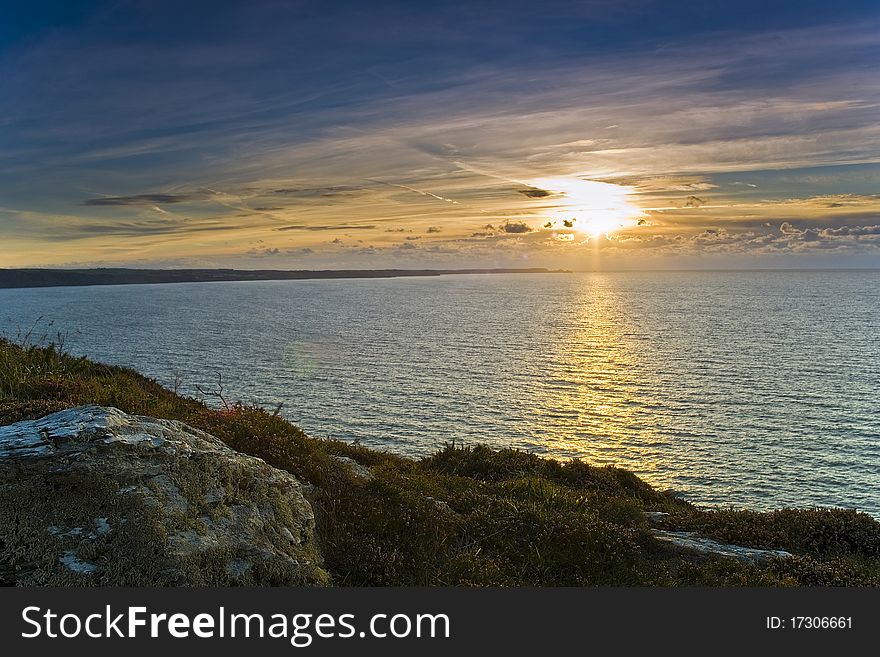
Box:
(1, 1, 879, 268)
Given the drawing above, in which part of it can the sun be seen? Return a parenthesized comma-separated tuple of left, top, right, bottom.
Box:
(529, 177, 644, 237)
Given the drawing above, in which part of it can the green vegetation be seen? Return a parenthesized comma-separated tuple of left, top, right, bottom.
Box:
(2, 337, 878, 586)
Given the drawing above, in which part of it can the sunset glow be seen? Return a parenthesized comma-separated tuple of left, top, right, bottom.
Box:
(1, 1, 878, 270)
(527, 178, 645, 238)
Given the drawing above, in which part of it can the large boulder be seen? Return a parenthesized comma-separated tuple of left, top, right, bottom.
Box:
(0, 405, 328, 586)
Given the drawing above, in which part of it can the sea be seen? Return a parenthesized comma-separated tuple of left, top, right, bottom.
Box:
(1, 270, 878, 516)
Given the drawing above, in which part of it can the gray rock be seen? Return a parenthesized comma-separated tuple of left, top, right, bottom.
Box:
(332, 455, 373, 481)
(0, 405, 328, 586)
(645, 511, 670, 525)
(652, 529, 792, 563)
(425, 496, 456, 515)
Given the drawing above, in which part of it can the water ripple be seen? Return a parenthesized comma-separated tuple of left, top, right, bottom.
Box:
(1, 270, 878, 515)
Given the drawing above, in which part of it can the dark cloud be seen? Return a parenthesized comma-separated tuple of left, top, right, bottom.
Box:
(275, 224, 376, 232)
(426, 226, 442, 233)
(253, 206, 285, 212)
(472, 221, 533, 236)
(684, 195, 706, 208)
(411, 142, 461, 158)
(501, 221, 533, 234)
(83, 193, 195, 206)
(271, 186, 362, 197)
(693, 228, 728, 242)
(518, 188, 552, 198)
(562, 219, 575, 228)
(31, 220, 235, 241)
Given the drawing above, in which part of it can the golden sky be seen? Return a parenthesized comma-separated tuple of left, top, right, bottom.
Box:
(2, 2, 879, 269)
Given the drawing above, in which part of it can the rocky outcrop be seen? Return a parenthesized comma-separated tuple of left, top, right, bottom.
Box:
(0, 406, 328, 586)
(652, 530, 792, 562)
(332, 455, 373, 481)
(645, 511, 792, 563)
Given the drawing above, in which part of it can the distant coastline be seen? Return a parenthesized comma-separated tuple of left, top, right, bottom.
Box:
(0, 267, 569, 290)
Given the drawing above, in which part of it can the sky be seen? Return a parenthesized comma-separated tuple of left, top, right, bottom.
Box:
(1, 0, 879, 270)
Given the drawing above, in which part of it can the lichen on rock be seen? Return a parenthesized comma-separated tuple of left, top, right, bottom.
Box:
(0, 405, 328, 586)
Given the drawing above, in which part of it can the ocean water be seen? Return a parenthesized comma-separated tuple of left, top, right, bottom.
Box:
(1, 271, 878, 516)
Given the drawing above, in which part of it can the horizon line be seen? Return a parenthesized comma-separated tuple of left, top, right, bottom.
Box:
(4, 266, 880, 273)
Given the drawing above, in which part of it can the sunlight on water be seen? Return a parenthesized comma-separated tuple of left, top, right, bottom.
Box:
(543, 279, 655, 463)
(1, 271, 878, 516)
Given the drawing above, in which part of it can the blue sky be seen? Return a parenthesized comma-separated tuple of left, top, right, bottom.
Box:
(1, 0, 879, 268)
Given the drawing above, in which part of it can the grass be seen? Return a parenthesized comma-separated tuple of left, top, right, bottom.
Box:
(1, 336, 879, 586)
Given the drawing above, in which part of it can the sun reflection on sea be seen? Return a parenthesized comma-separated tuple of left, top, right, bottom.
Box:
(532, 275, 663, 479)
